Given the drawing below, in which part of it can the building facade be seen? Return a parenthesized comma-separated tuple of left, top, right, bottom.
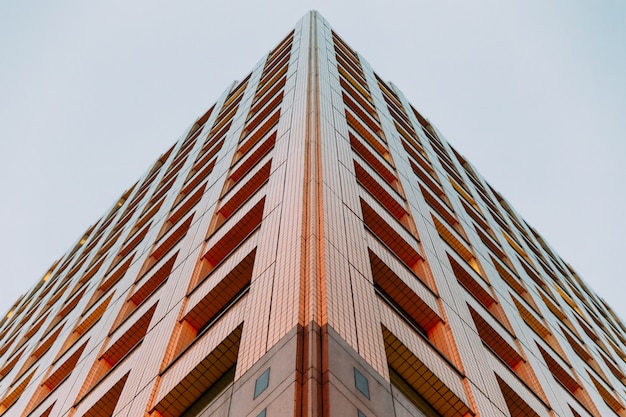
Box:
(1, 11, 625, 417)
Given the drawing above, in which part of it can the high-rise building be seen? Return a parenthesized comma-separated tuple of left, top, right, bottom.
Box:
(1, 11, 625, 417)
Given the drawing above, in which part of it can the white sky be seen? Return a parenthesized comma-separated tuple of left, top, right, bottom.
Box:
(1, 1, 625, 321)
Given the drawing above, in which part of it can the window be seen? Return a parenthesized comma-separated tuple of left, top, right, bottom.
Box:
(405, 142, 437, 185)
(159, 183, 206, 239)
(116, 221, 151, 261)
(582, 347, 612, 385)
(25, 342, 88, 414)
(474, 225, 509, 264)
(468, 307, 542, 395)
(178, 158, 216, 200)
(48, 287, 84, 332)
(389, 368, 442, 417)
(432, 216, 481, 276)
(369, 250, 439, 333)
(79, 304, 156, 397)
(345, 104, 384, 146)
(495, 374, 541, 417)
(34, 402, 55, 417)
(248, 90, 284, 125)
(80, 372, 129, 417)
(214, 160, 272, 231)
(354, 161, 411, 230)
(174, 249, 255, 359)
(184, 104, 215, 143)
(598, 350, 626, 385)
(569, 405, 584, 417)
(142, 214, 194, 274)
(383, 326, 472, 417)
(346, 112, 388, 161)
(115, 252, 177, 328)
(85, 255, 134, 312)
(341, 77, 375, 117)
(536, 344, 599, 415)
(449, 177, 478, 211)
(255, 66, 288, 104)
(350, 132, 397, 189)
(353, 368, 370, 399)
(256, 54, 288, 94)
(336, 64, 369, 105)
(336, 50, 368, 90)
(152, 326, 242, 417)
(254, 368, 270, 399)
(586, 371, 626, 416)
(236, 110, 280, 162)
(332, 31, 361, 66)
(257, 51, 289, 93)
(192, 135, 224, 175)
(490, 255, 540, 313)
(361, 199, 423, 275)
(449, 255, 510, 328)
(512, 297, 566, 358)
(13, 323, 65, 383)
(195, 128, 227, 168)
(201, 198, 264, 276)
(225, 131, 276, 193)
(58, 294, 113, 358)
(0, 369, 36, 415)
(0, 346, 24, 379)
(421, 185, 462, 236)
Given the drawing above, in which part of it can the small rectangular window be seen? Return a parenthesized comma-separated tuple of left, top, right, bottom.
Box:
(353, 368, 370, 399)
(248, 89, 284, 124)
(254, 368, 270, 399)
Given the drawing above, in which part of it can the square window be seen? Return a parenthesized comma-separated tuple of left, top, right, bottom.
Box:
(257, 409, 267, 417)
(254, 368, 270, 399)
(357, 410, 367, 417)
(354, 368, 370, 399)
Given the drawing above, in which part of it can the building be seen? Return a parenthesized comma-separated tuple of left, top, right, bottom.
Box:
(1, 10, 625, 417)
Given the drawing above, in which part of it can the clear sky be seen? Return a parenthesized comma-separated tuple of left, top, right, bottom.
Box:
(1, 1, 625, 321)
